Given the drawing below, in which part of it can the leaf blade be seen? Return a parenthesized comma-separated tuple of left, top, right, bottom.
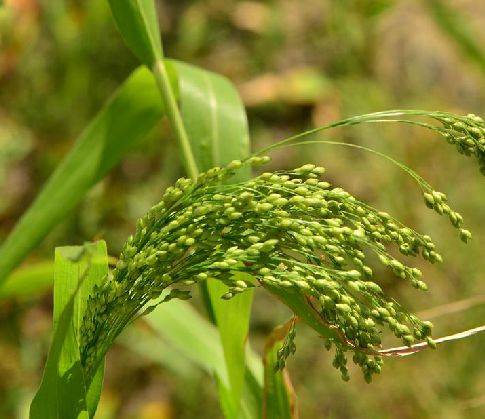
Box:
(141, 300, 263, 419)
(176, 61, 251, 180)
(0, 67, 163, 283)
(30, 241, 108, 419)
(108, 0, 163, 66)
(0, 262, 53, 301)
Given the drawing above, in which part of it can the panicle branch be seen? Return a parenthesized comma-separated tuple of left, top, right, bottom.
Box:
(80, 112, 483, 383)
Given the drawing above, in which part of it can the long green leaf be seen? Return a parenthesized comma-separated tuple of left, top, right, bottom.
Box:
(108, 0, 163, 66)
(141, 300, 263, 419)
(30, 241, 108, 419)
(120, 321, 201, 380)
(0, 262, 53, 300)
(0, 67, 163, 283)
(176, 61, 251, 181)
(175, 61, 253, 416)
(207, 281, 255, 417)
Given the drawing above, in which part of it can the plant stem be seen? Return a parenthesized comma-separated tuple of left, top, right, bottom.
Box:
(152, 59, 199, 180)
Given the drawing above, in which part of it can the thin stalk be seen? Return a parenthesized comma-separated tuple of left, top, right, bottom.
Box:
(268, 139, 432, 191)
(255, 109, 446, 156)
(152, 59, 199, 180)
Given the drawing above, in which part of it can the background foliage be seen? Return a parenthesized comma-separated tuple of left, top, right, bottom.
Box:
(0, 0, 484, 418)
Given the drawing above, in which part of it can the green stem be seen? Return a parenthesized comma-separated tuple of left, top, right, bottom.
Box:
(256, 109, 445, 156)
(152, 60, 199, 180)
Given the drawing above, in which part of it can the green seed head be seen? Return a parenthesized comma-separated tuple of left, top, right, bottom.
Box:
(79, 152, 476, 383)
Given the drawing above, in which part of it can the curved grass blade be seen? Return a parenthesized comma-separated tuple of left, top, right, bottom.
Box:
(205, 281, 254, 417)
(141, 300, 263, 419)
(0, 67, 163, 283)
(30, 241, 108, 419)
(176, 61, 251, 181)
(0, 262, 53, 301)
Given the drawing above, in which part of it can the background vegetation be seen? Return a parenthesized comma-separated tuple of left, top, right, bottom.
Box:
(0, 0, 484, 418)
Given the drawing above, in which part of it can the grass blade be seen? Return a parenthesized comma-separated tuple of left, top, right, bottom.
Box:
(0, 67, 163, 283)
(30, 241, 108, 419)
(108, 0, 163, 67)
(0, 262, 53, 301)
(206, 281, 255, 416)
(141, 300, 263, 419)
(176, 61, 251, 181)
(120, 322, 200, 380)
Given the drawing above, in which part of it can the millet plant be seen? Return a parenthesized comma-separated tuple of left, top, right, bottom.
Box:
(0, 1, 482, 418)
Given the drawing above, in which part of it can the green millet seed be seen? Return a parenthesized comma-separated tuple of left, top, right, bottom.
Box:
(78, 113, 483, 383)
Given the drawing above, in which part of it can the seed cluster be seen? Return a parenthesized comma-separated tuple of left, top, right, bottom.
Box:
(435, 112, 485, 176)
(275, 320, 297, 371)
(80, 112, 481, 382)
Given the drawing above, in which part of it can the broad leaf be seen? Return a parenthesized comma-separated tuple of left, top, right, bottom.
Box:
(176, 61, 251, 181)
(30, 241, 108, 419)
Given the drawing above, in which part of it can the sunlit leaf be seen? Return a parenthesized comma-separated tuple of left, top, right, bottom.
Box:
(0, 67, 163, 283)
(141, 300, 263, 419)
(30, 241, 108, 419)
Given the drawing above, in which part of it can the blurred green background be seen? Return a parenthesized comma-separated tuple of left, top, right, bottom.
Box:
(0, 0, 484, 418)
